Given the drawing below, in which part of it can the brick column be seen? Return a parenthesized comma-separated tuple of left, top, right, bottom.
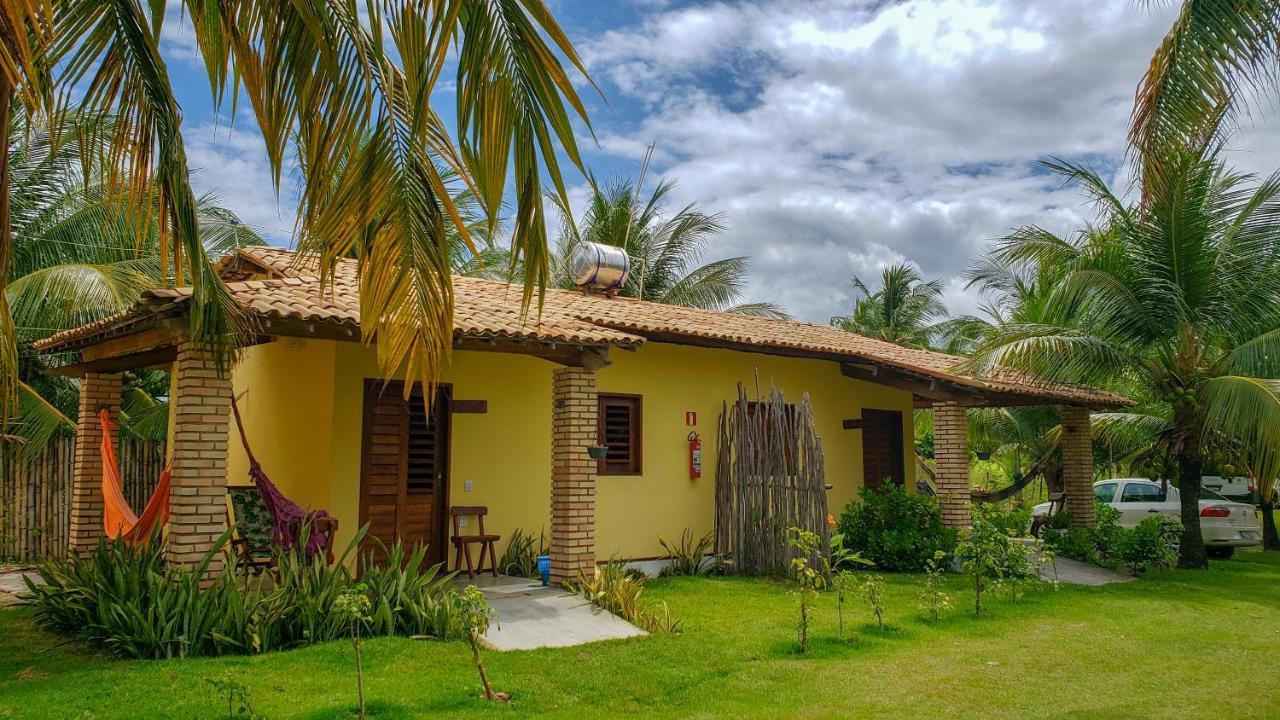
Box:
(933, 401, 971, 528)
(550, 367, 598, 584)
(69, 372, 120, 555)
(166, 339, 231, 576)
(1060, 405, 1096, 528)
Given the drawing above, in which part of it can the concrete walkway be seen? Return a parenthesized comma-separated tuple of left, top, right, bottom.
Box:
(1039, 555, 1134, 586)
(456, 575, 646, 651)
(0, 567, 38, 607)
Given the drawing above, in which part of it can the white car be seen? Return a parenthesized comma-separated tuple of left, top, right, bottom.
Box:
(1200, 475, 1258, 504)
(1032, 478, 1261, 559)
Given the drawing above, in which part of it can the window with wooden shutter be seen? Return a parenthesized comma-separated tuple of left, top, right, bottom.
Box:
(598, 394, 642, 475)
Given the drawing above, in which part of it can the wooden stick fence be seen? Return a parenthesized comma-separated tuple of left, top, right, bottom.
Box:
(714, 379, 828, 576)
(0, 436, 165, 562)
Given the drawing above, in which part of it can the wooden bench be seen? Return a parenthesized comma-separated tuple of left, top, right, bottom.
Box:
(450, 506, 500, 578)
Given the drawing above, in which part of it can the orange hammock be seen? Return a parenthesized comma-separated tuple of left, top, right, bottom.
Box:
(99, 409, 172, 545)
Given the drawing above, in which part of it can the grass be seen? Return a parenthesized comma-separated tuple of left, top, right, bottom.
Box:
(2, 553, 1279, 719)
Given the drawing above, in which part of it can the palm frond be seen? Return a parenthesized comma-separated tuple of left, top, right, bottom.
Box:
(1200, 375, 1280, 472)
(1132, 1, 1280, 165)
(724, 302, 791, 320)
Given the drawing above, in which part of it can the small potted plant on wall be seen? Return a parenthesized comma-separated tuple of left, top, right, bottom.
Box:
(586, 445, 609, 459)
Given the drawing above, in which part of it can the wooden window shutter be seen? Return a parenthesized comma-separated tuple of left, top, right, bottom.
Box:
(598, 394, 642, 475)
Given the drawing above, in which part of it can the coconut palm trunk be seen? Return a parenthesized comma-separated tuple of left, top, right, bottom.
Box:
(1260, 497, 1279, 551)
(1173, 407, 1208, 568)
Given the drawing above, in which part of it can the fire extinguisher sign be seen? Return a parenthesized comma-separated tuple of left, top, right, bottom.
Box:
(685, 411, 697, 426)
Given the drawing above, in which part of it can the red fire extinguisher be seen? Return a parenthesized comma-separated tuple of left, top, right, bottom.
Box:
(687, 431, 702, 479)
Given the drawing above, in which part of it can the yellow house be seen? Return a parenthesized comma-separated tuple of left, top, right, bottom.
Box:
(36, 247, 1124, 581)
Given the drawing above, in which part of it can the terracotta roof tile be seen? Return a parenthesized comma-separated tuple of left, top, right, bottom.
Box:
(36, 247, 1126, 407)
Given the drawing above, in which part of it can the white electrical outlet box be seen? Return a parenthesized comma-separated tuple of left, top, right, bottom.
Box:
(464, 480, 473, 492)
(459, 516, 468, 528)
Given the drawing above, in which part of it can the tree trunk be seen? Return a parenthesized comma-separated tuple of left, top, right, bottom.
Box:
(470, 633, 495, 701)
(1174, 410, 1208, 569)
(1261, 498, 1279, 551)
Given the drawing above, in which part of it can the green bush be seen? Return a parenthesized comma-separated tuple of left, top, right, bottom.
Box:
(982, 504, 1032, 538)
(1113, 516, 1181, 575)
(24, 525, 462, 659)
(836, 484, 957, 572)
(568, 557, 681, 634)
(1042, 501, 1180, 575)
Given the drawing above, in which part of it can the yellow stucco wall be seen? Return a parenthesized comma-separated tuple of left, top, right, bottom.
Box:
(225, 339, 914, 562)
(227, 339, 338, 513)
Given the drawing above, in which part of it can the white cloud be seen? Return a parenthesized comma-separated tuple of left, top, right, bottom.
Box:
(183, 118, 297, 246)
(577, 0, 1201, 322)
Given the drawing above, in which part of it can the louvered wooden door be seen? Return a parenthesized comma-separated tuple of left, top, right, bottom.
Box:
(861, 409, 904, 491)
(359, 381, 451, 567)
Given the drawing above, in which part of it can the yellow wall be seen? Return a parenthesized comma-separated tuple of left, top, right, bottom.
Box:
(226, 339, 915, 563)
(596, 343, 914, 559)
(226, 338, 338, 517)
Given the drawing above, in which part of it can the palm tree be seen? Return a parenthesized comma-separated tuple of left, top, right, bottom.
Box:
(830, 263, 947, 349)
(6, 109, 263, 453)
(0, 1, 593, 429)
(541, 177, 788, 317)
(963, 129, 1280, 568)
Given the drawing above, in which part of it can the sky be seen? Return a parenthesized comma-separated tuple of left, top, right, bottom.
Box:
(160, 0, 1280, 324)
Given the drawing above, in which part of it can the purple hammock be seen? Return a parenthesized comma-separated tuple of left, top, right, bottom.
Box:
(230, 396, 334, 558)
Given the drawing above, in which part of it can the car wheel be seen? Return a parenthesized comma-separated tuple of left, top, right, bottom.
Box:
(1206, 546, 1236, 560)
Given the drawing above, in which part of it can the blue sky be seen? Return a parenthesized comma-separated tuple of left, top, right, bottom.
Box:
(160, 1, 1280, 323)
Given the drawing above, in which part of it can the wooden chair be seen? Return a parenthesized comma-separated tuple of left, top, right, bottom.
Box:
(450, 506, 500, 578)
(226, 487, 341, 575)
(289, 515, 340, 567)
(1030, 492, 1067, 538)
(225, 487, 276, 577)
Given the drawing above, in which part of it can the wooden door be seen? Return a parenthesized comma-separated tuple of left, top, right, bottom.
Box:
(861, 409, 905, 491)
(359, 381, 451, 567)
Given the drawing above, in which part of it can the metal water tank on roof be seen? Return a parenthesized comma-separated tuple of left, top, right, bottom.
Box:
(568, 241, 630, 291)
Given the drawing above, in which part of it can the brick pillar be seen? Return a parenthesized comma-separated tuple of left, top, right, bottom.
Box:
(1060, 405, 1096, 528)
(550, 367, 598, 584)
(165, 339, 231, 576)
(933, 401, 971, 528)
(69, 372, 120, 555)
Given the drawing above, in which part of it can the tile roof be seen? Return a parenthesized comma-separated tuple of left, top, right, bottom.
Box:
(36, 246, 1127, 407)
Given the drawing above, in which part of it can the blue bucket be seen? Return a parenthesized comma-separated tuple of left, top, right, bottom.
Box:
(537, 554, 551, 586)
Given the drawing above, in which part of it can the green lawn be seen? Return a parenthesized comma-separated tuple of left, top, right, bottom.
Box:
(3, 553, 1279, 719)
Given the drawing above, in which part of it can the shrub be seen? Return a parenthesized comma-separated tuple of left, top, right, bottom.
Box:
(837, 484, 957, 572)
(1042, 502, 1178, 575)
(860, 574, 888, 631)
(1045, 525, 1100, 565)
(333, 585, 372, 718)
(458, 585, 506, 703)
(917, 551, 953, 622)
(568, 557, 681, 634)
(658, 528, 716, 577)
(831, 571, 857, 642)
(24, 525, 462, 659)
(499, 527, 546, 579)
(955, 508, 1040, 614)
(786, 527, 825, 653)
(982, 504, 1032, 538)
(1113, 516, 1181, 575)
